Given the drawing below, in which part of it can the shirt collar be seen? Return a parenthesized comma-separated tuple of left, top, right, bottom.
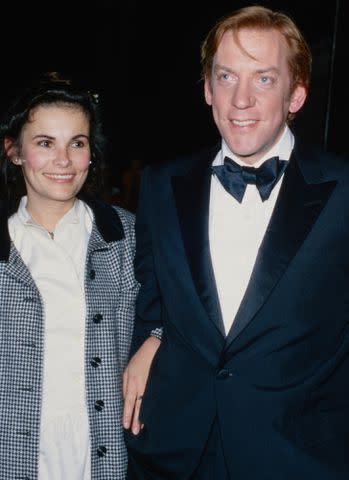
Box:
(214, 125, 294, 167)
(16, 196, 90, 229)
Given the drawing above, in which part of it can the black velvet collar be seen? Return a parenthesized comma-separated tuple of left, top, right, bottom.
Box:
(0, 196, 124, 262)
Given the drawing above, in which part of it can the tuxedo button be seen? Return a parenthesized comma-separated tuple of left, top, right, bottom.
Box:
(89, 269, 96, 280)
(217, 369, 232, 379)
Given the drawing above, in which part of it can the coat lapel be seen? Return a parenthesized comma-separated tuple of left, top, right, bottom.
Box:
(225, 150, 337, 347)
(171, 147, 225, 337)
(0, 203, 37, 288)
(0, 203, 12, 262)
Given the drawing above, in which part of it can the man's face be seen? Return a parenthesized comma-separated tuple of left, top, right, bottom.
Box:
(205, 28, 306, 165)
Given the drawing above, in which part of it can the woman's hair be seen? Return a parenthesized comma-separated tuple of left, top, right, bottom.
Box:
(201, 5, 312, 97)
(0, 72, 106, 209)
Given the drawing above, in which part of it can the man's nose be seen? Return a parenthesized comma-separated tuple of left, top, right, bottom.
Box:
(231, 80, 256, 109)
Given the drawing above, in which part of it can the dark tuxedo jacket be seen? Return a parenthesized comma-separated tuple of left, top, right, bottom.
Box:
(125, 141, 349, 479)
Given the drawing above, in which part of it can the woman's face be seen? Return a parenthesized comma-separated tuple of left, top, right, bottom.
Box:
(16, 103, 91, 210)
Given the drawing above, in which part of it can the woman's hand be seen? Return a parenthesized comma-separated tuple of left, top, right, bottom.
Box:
(123, 336, 161, 435)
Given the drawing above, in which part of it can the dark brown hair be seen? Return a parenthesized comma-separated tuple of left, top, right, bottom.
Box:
(0, 72, 106, 211)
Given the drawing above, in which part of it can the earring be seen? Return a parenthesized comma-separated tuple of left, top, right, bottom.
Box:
(14, 157, 25, 164)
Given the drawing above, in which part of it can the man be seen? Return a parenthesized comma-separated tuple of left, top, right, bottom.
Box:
(123, 5, 349, 479)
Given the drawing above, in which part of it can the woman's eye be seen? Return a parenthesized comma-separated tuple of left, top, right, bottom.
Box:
(38, 140, 51, 147)
(72, 140, 87, 148)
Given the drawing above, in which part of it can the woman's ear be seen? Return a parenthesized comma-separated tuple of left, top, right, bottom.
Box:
(4, 137, 21, 165)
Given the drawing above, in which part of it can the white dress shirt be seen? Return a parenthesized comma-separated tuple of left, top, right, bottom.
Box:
(8, 197, 93, 480)
(209, 126, 294, 335)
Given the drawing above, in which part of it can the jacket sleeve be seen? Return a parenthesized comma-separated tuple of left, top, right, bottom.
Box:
(114, 207, 140, 372)
(130, 167, 163, 356)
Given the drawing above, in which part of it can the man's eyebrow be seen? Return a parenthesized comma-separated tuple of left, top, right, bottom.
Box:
(213, 65, 280, 74)
(213, 64, 234, 73)
(255, 67, 280, 75)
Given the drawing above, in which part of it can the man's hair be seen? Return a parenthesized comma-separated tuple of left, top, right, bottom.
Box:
(201, 5, 312, 95)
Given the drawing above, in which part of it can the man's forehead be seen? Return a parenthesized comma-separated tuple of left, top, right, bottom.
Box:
(216, 28, 289, 62)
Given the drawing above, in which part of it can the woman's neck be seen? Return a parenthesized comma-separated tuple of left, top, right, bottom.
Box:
(25, 197, 76, 233)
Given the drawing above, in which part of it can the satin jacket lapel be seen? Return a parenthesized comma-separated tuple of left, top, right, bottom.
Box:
(171, 150, 225, 337)
(225, 154, 337, 347)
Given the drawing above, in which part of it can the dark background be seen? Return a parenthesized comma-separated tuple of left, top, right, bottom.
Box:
(1, 1, 347, 198)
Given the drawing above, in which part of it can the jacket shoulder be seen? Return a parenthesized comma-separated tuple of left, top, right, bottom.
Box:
(321, 150, 349, 180)
(111, 204, 135, 222)
(294, 141, 349, 182)
(144, 144, 219, 178)
(112, 205, 135, 231)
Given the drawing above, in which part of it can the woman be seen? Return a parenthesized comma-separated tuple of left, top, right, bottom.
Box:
(0, 73, 138, 479)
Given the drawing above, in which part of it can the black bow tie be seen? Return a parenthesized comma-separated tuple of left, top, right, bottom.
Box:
(212, 156, 288, 203)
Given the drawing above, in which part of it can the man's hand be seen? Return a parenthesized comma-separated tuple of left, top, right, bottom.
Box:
(123, 336, 161, 435)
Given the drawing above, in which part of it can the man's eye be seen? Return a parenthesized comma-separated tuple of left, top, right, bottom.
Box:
(259, 76, 274, 85)
(220, 73, 231, 81)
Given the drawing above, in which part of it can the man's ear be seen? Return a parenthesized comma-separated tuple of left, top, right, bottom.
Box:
(204, 76, 213, 106)
(289, 84, 307, 114)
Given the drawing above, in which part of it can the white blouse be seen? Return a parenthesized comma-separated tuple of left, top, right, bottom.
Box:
(8, 197, 93, 480)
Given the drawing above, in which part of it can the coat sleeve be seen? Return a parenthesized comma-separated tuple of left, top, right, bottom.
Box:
(130, 167, 163, 355)
(114, 207, 140, 372)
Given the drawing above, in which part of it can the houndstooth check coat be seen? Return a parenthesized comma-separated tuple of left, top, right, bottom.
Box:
(0, 197, 138, 480)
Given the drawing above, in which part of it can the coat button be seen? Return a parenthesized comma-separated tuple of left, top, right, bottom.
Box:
(19, 386, 34, 392)
(15, 429, 31, 436)
(21, 341, 36, 348)
(93, 313, 103, 324)
(89, 269, 96, 280)
(94, 399, 105, 411)
(217, 369, 232, 379)
(23, 297, 36, 303)
(90, 357, 102, 368)
(97, 445, 107, 457)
